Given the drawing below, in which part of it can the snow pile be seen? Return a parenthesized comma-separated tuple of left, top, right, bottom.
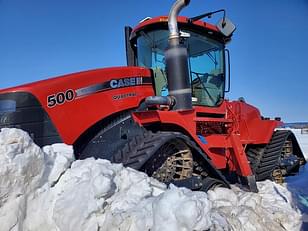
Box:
(286, 164, 308, 228)
(291, 128, 308, 160)
(0, 128, 303, 231)
(284, 129, 308, 229)
(208, 183, 299, 231)
(0, 128, 74, 230)
(0, 128, 46, 230)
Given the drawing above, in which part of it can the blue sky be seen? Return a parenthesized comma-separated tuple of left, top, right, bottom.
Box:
(0, 0, 307, 122)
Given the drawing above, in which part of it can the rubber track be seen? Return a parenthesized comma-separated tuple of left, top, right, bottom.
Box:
(111, 130, 171, 169)
(112, 130, 230, 188)
(247, 130, 290, 181)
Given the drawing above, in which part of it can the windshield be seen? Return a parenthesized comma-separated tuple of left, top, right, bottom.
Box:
(136, 29, 225, 107)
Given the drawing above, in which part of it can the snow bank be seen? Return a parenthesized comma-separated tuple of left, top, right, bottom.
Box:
(0, 128, 303, 231)
(283, 129, 308, 229)
(278, 128, 308, 229)
(290, 128, 308, 160)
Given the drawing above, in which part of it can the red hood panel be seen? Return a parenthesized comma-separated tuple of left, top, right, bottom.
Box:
(0, 66, 154, 144)
(0, 66, 151, 94)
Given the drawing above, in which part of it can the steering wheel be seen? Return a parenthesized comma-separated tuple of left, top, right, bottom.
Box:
(191, 72, 218, 105)
(191, 71, 219, 84)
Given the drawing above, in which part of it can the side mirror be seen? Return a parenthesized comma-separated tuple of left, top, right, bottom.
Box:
(217, 18, 236, 37)
(224, 49, 231, 92)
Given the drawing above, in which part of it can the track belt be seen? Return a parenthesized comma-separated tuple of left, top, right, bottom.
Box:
(255, 130, 305, 181)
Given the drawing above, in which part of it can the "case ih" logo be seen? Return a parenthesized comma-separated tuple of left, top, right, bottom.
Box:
(110, 77, 143, 89)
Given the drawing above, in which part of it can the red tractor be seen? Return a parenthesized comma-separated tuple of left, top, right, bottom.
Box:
(0, 0, 305, 192)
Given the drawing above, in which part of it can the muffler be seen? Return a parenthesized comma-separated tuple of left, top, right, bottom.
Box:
(165, 0, 192, 110)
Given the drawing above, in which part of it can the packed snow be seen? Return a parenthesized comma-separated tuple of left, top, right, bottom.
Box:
(285, 128, 308, 230)
(290, 128, 308, 160)
(0, 128, 306, 231)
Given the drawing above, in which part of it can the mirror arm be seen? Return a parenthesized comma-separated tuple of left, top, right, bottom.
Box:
(189, 9, 226, 26)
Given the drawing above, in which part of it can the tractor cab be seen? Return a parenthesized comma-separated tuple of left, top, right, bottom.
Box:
(126, 15, 235, 107)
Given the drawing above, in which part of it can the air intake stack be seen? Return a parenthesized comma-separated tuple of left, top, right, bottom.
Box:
(165, 0, 192, 110)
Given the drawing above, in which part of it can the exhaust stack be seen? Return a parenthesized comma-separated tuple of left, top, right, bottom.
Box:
(165, 0, 192, 110)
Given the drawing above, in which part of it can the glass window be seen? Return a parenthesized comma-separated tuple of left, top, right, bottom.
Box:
(137, 30, 169, 96)
(136, 29, 225, 106)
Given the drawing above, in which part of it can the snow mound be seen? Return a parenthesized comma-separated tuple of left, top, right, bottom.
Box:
(290, 128, 308, 160)
(0, 128, 303, 231)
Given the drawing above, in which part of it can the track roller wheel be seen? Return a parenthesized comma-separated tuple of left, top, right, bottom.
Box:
(141, 136, 194, 183)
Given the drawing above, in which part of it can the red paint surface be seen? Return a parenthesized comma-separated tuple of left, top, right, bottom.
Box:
(133, 100, 281, 176)
(132, 16, 219, 34)
(0, 67, 154, 144)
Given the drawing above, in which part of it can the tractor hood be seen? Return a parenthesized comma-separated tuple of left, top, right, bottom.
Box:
(0, 66, 152, 97)
(0, 66, 154, 145)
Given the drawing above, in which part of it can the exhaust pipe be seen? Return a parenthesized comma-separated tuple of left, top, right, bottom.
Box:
(168, 0, 190, 46)
(165, 0, 192, 110)
(145, 96, 175, 107)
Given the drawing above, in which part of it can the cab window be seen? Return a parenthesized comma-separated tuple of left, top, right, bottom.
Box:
(136, 29, 225, 106)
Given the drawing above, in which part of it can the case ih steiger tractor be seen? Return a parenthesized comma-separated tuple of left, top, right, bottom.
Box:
(0, 0, 305, 192)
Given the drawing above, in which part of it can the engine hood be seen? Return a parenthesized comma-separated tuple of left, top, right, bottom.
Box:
(0, 66, 152, 95)
(0, 66, 154, 144)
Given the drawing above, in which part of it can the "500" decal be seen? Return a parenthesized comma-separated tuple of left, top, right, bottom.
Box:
(47, 89, 75, 108)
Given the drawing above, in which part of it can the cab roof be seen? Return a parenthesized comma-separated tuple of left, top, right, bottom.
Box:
(131, 16, 231, 43)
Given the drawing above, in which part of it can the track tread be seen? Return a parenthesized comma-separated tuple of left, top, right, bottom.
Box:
(247, 130, 291, 181)
(112, 130, 230, 189)
(112, 130, 159, 168)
